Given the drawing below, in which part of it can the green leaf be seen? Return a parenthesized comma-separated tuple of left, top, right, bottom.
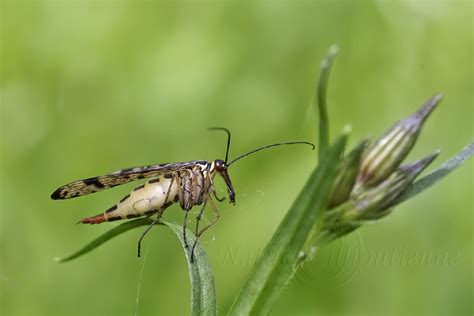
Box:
(55, 218, 155, 263)
(315, 44, 339, 160)
(394, 142, 474, 205)
(56, 218, 216, 316)
(228, 132, 347, 316)
(166, 222, 217, 316)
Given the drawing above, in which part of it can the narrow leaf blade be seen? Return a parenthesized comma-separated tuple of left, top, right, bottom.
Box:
(56, 218, 216, 316)
(55, 218, 155, 263)
(228, 133, 347, 316)
(315, 44, 339, 160)
(165, 222, 217, 316)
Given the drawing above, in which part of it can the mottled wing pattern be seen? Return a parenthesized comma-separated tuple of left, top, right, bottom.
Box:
(51, 160, 207, 200)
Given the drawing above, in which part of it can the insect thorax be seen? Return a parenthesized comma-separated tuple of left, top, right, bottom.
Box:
(177, 162, 215, 211)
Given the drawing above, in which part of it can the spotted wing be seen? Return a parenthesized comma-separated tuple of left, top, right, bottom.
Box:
(51, 160, 206, 200)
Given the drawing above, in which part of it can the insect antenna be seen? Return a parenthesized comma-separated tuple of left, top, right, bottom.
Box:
(208, 127, 231, 164)
(227, 141, 315, 166)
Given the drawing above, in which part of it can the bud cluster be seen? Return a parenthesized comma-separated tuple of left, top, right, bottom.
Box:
(323, 94, 443, 231)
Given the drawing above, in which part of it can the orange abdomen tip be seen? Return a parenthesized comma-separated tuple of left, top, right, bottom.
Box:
(80, 213, 107, 224)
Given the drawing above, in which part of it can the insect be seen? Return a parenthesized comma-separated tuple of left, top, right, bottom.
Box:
(51, 128, 314, 261)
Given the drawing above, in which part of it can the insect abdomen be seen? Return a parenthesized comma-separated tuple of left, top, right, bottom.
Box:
(80, 176, 179, 224)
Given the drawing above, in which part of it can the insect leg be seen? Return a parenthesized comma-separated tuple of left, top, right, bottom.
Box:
(178, 169, 193, 248)
(206, 171, 225, 202)
(213, 191, 225, 202)
(136, 174, 176, 257)
(191, 194, 220, 262)
(194, 201, 208, 237)
(164, 172, 177, 204)
(207, 170, 225, 203)
(183, 210, 190, 248)
(137, 212, 162, 257)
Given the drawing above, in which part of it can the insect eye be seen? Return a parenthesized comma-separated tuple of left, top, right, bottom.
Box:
(214, 159, 227, 171)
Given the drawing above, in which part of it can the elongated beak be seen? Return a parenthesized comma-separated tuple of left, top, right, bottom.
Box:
(218, 169, 235, 204)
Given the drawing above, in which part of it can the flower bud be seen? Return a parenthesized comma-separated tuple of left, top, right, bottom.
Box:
(353, 94, 442, 194)
(343, 150, 440, 221)
(327, 140, 369, 209)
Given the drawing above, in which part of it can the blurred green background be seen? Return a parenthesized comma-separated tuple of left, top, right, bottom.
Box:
(1, 1, 472, 315)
